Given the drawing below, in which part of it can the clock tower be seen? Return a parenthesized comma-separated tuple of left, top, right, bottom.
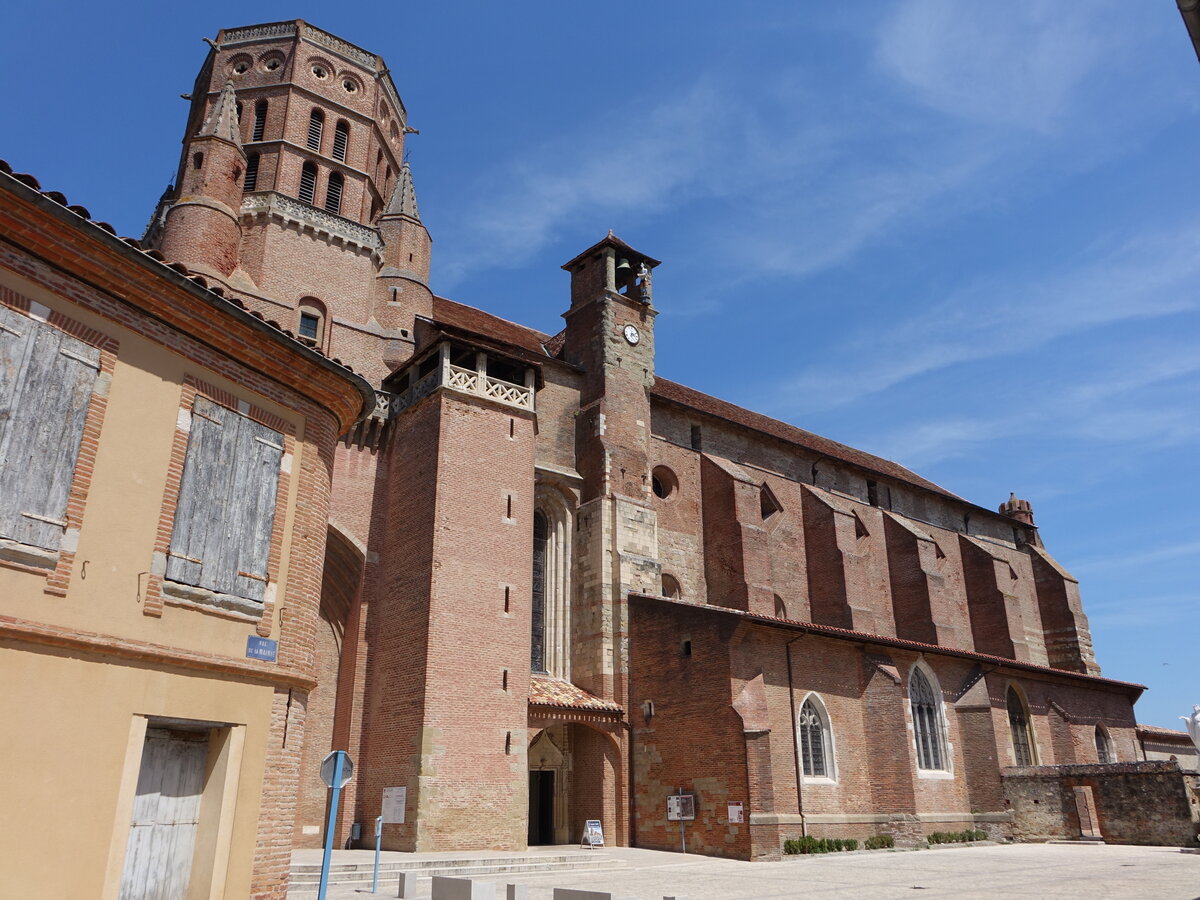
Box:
(560, 233, 662, 720)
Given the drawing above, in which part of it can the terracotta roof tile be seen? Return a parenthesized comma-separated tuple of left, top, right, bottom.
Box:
(651, 378, 962, 501)
(529, 674, 622, 713)
(1136, 723, 1192, 739)
(431, 296, 553, 357)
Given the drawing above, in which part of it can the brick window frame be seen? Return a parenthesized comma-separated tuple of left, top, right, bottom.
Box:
(0, 285, 118, 597)
(144, 375, 295, 638)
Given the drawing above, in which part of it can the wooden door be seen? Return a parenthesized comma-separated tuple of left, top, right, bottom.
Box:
(119, 728, 209, 900)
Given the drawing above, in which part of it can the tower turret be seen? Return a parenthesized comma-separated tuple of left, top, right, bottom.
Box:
(157, 81, 247, 277)
(376, 162, 433, 328)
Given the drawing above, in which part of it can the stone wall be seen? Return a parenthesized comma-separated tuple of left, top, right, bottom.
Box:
(1002, 761, 1199, 847)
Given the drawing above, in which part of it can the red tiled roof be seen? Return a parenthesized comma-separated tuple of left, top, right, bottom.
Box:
(1136, 723, 1192, 739)
(651, 378, 962, 501)
(432, 296, 553, 357)
(529, 674, 623, 713)
(630, 592, 1147, 693)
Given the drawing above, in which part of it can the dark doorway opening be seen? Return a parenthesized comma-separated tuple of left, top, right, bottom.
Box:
(528, 770, 555, 845)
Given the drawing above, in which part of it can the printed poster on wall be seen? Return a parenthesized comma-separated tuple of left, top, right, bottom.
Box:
(381, 786, 407, 824)
(727, 801, 744, 823)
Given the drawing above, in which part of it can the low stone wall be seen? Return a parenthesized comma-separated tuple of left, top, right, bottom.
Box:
(1002, 761, 1199, 847)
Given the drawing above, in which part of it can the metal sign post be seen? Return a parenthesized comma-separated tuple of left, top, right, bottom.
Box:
(371, 815, 383, 893)
(317, 750, 354, 900)
(667, 789, 695, 854)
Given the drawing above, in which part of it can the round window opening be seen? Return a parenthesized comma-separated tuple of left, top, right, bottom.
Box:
(312, 65, 328, 79)
(264, 59, 281, 71)
(651, 465, 678, 500)
(233, 61, 249, 75)
(343, 79, 358, 93)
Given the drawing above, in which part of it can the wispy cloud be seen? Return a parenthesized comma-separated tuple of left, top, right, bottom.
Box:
(1074, 540, 1200, 575)
(1086, 592, 1197, 628)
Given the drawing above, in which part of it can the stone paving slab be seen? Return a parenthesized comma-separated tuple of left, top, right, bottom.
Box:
(291, 843, 1200, 900)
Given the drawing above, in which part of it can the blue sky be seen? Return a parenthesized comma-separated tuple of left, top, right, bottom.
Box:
(1, 2, 1196, 729)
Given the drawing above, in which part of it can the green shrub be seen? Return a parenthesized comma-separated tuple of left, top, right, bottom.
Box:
(865, 834, 895, 850)
(784, 835, 861, 854)
(926, 829, 989, 845)
(844, 838, 859, 851)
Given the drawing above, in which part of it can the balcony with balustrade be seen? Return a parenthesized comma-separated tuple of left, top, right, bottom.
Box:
(388, 340, 536, 417)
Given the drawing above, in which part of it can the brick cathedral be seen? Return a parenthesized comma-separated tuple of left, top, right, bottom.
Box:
(5, 18, 1173, 897)
(150, 20, 1150, 859)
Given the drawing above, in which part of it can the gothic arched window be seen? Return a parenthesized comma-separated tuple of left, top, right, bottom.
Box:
(307, 109, 324, 152)
(798, 696, 834, 779)
(910, 667, 947, 771)
(299, 162, 318, 205)
(252, 99, 268, 142)
(333, 121, 350, 162)
(531, 511, 548, 673)
(1007, 686, 1036, 766)
(1095, 725, 1114, 764)
(324, 172, 344, 215)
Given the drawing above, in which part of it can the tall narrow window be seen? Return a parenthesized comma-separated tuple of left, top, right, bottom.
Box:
(296, 299, 325, 348)
(798, 697, 833, 778)
(243, 153, 260, 192)
(307, 109, 324, 152)
(1095, 726, 1113, 764)
(298, 162, 317, 205)
(1007, 687, 1036, 766)
(910, 668, 947, 771)
(324, 172, 344, 215)
(332, 121, 349, 162)
(531, 511, 548, 673)
(0, 306, 101, 551)
(252, 99, 267, 141)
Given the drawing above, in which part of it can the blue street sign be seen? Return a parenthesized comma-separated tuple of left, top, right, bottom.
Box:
(246, 636, 278, 661)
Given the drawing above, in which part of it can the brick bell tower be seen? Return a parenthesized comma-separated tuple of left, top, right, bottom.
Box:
(561, 233, 662, 708)
(146, 20, 424, 384)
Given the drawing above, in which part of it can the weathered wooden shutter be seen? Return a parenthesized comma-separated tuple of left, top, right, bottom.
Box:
(0, 309, 100, 550)
(166, 397, 282, 602)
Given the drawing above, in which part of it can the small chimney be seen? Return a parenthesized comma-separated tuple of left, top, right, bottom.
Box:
(999, 492, 1035, 526)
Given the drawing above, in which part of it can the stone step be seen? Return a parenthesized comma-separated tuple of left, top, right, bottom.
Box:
(289, 856, 618, 890)
(291, 854, 599, 875)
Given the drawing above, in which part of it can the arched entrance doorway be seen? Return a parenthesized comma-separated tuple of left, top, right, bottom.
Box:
(526, 714, 626, 846)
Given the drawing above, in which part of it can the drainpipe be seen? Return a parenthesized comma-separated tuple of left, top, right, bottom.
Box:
(785, 632, 808, 837)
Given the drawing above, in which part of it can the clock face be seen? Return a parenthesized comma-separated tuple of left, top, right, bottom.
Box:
(623, 324, 641, 345)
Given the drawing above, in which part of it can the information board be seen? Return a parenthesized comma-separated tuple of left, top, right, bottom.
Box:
(666, 794, 695, 821)
(581, 819, 605, 847)
(727, 801, 744, 823)
(381, 786, 407, 824)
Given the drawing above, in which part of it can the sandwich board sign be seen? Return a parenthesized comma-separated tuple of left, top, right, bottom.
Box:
(580, 819, 605, 848)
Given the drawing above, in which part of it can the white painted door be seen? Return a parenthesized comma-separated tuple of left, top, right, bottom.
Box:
(119, 728, 208, 900)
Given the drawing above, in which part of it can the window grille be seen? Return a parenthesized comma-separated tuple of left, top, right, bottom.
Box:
(243, 153, 260, 192)
(798, 698, 829, 777)
(324, 172, 344, 215)
(1007, 687, 1035, 766)
(299, 163, 317, 205)
(910, 669, 946, 770)
(307, 109, 324, 152)
(252, 100, 267, 141)
(332, 122, 349, 162)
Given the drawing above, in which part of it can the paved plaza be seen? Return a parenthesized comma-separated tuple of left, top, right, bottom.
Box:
(294, 843, 1200, 899)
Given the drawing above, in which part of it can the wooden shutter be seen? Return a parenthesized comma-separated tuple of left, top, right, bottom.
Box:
(0, 310, 100, 550)
(166, 397, 282, 602)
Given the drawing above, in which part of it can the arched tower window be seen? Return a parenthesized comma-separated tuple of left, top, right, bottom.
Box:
(798, 695, 835, 779)
(307, 109, 324, 152)
(661, 574, 682, 600)
(1007, 686, 1036, 766)
(332, 121, 350, 162)
(243, 153, 260, 192)
(297, 298, 326, 347)
(532, 511, 548, 674)
(252, 100, 268, 142)
(299, 162, 318, 205)
(910, 667, 948, 771)
(324, 172, 344, 215)
(1095, 725, 1114, 764)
